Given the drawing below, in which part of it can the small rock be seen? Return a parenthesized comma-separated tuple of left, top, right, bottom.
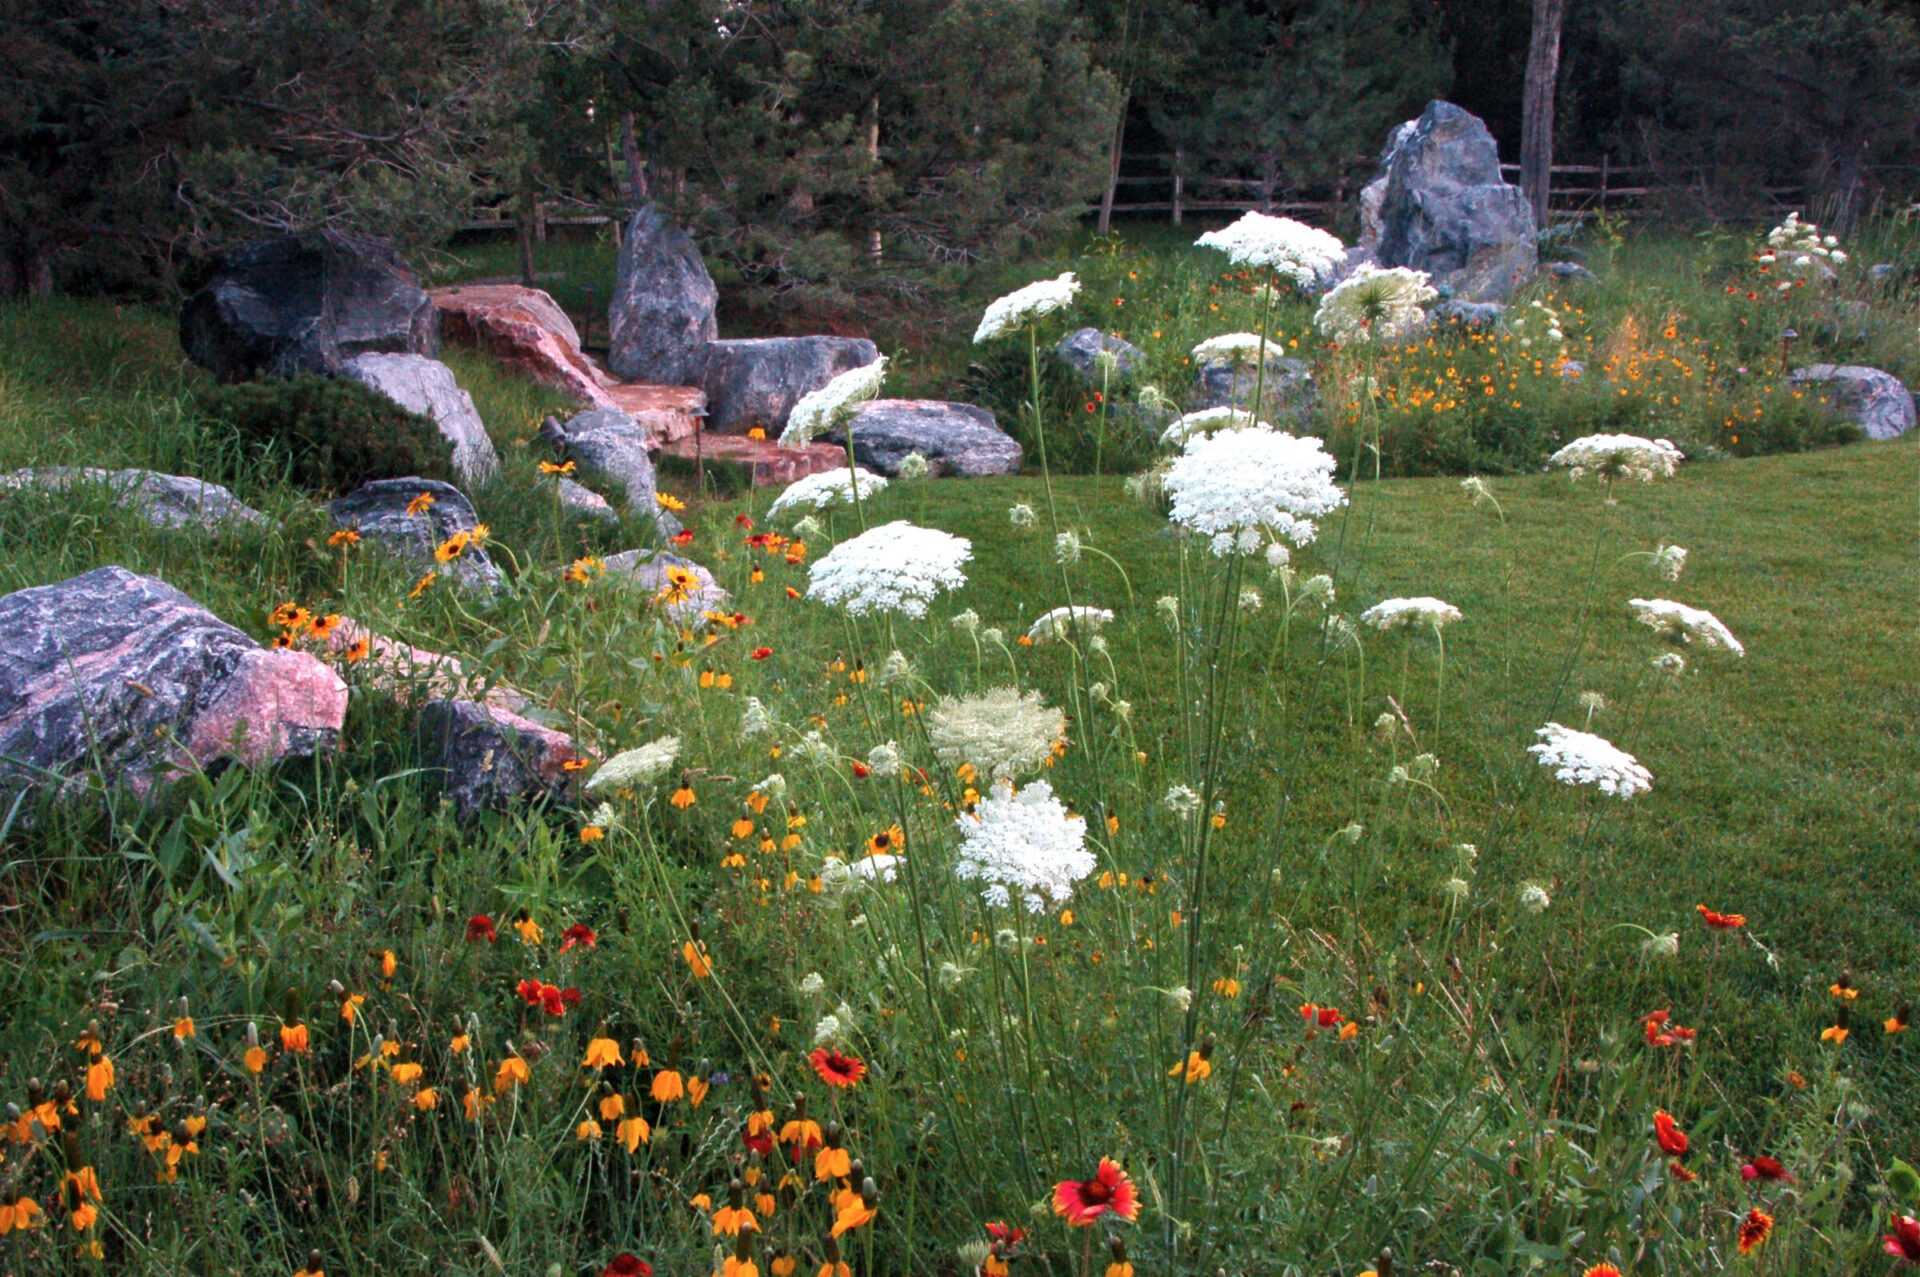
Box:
(1786, 364, 1916, 440)
(1432, 300, 1507, 327)
(340, 353, 501, 486)
(701, 336, 882, 435)
(1192, 356, 1317, 428)
(323, 618, 527, 713)
(556, 478, 617, 522)
(600, 549, 726, 620)
(1868, 263, 1897, 284)
(326, 478, 502, 592)
(1559, 359, 1587, 379)
(607, 205, 719, 385)
(0, 467, 267, 532)
(179, 230, 438, 382)
(1056, 328, 1145, 381)
(540, 409, 659, 511)
(417, 698, 578, 818)
(1312, 245, 1378, 294)
(1548, 261, 1601, 284)
(829, 400, 1022, 477)
(0, 566, 347, 802)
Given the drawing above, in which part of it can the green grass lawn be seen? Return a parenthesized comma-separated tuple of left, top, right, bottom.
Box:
(0, 280, 1917, 1274)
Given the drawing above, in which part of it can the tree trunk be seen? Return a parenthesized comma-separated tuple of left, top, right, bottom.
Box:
(866, 93, 883, 265)
(1520, 0, 1569, 227)
(619, 110, 649, 207)
(1096, 93, 1128, 237)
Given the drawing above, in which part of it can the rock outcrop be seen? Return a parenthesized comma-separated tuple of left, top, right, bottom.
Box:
(0, 468, 267, 533)
(1787, 364, 1916, 440)
(431, 283, 618, 410)
(701, 337, 882, 436)
(325, 478, 502, 593)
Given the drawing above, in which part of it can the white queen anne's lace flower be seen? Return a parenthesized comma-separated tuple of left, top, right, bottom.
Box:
(973, 272, 1080, 343)
(1191, 332, 1288, 367)
(1026, 605, 1114, 643)
(1314, 264, 1438, 342)
(1547, 434, 1683, 483)
(1528, 722, 1652, 798)
(1159, 406, 1264, 447)
(1164, 425, 1345, 554)
(1361, 597, 1463, 630)
(955, 779, 1095, 912)
(806, 519, 972, 618)
(767, 467, 889, 519)
(1627, 598, 1745, 655)
(928, 687, 1066, 780)
(1195, 212, 1345, 286)
(779, 357, 888, 447)
(584, 736, 680, 795)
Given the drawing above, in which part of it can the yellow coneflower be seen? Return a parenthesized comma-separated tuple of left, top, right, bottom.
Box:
(404, 491, 437, 515)
(656, 492, 687, 512)
(651, 1069, 685, 1103)
(682, 940, 712, 977)
(327, 528, 360, 548)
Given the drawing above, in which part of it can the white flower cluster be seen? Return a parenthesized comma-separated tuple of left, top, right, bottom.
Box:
(1761, 212, 1846, 274)
(1195, 212, 1346, 287)
(973, 272, 1081, 343)
(1528, 722, 1653, 798)
(1360, 596, 1463, 631)
(584, 736, 680, 795)
(1626, 598, 1745, 655)
(1314, 264, 1437, 342)
(1511, 299, 1566, 348)
(1164, 425, 1346, 555)
(928, 687, 1065, 780)
(1650, 544, 1688, 582)
(955, 779, 1094, 913)
(1547, 434, 1683, 483)
(1159, 407, 1264, 447)
(767, 467, 889, 519)
(806, 519, 972, 618)
(778, 356, 889, 447)
(1190, 332, 1287, 367)
(1026, 605, 1114, 643)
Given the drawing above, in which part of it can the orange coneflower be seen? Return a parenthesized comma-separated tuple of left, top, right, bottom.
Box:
(1737, 1207, 1774, 1255)
(683, 939, 713, 977)
(810, 1048, 866, 1089)
(584, 1037, 623, 1069)
(280, 1023, 310, 1054)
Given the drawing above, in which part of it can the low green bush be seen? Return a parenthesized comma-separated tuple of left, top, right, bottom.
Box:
(196, 374, 455, 496)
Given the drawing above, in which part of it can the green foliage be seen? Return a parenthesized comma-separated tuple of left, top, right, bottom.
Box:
(196, 375, 455, 497)
(960, 339, 1160, 475)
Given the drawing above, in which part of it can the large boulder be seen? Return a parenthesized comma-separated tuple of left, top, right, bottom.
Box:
(828, 400, 1022, 477)
(1787, 364, 1916, 440)
(340, 353, 500, 485)
(1056, 328, 1145, 382)
(607, 205, 718, 385)
(0, 567, 347, 801)
(325, 478, 502, 593)
(1369, 101, 1537, 303)
(179, 231, 437, 382)
(418, 698, 578, 818)
(431, 284, 618, 410)
(539, 409, 659, 510)
(1192, 356, 1317, 428)
(701, 337, 881, 436)
(0, 467, 267, 533)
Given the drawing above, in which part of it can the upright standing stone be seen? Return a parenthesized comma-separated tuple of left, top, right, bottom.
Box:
(179, 231, 438, 382)
(1371, 101, 1537, 302)
(607, 205, 719, 385)
(340, 354, 501, 485)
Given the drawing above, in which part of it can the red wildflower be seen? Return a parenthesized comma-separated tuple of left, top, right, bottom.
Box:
(516, 978, 544, 1006)
(560, 925, 598, 953)
(810, 1048, 867, 1089)
(1668, 1160, 1698, 1182)
(1737, 1207, 1773, 1255)
(1052, 1157, 1140, 1227)
(1696, 904, 1746, 930)
(1299, 1003, 1342, 1029)
(561, 987, 583, 1008)
(467, 914, 497, 943)
(735, 514, 755, 529)
(985, 1222, 1027, 1248)
(539, 984, 567, 1016)
(672, 530, 695, 545)
(1653, 1110, 1688, 1156)
(1885, 1214, 1920, 1262)
(851, 761, 871, 779)
(603, 1256, 654, 1277)
(785, 586, 802, 599)
(1741, 1156, 1791, 1182)
(1642, 1009, 1697, 1046)
(751, 647, 773, 660)
(743, 1126, 774, 1157)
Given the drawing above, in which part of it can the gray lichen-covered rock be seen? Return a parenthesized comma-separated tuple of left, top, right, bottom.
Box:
(600, 549, 726, 621)
(701, 337, 882, 435)
(607, 205, 718, 385)
(325, 478, 502, 592)
(418, 698, 578, 818)
(0, 566, 347, 801)
(0, 467, 268, 532)
(539, 410, 659, 510)
(1371, 101, 1537, 302)
(179, 231, 437, 382)
(828, 400, 1022, 477)
(1056, 328, 1145, 381)
(1548, 261, 1601, 284)
(1192, 356, 1317, 428)
(556, 478, 617, 522)
(341, 353, 500, 485)
(1432, 300, 1506, 328)
(1787, 364, 1916, 440)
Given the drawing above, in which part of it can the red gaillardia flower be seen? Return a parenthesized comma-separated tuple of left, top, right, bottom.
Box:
(1741, 1155, 1792, 1182)
(1653, 1110, 1688, 1157)
(1885, 1214, 1920, 1263)
(603, 1255, 654, 1277)
(560, 924, 598, 953)
(1642, 1009, 1697, 1047)
(467, 914, 497, 943)
(1583, 1265, 1624, 1277)
(1696, 904, 1745, 930)
(810, 1048, 867, 1089)
(751, 647, 774, 660)
(1737, 1207, 1774, 1255)
(1052, 1157, 1140, 1227)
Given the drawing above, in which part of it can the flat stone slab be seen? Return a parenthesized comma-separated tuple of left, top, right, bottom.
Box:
(701, 336, 881, 436)
(340, 353, 500, 486)
(1787, 364, 1916, 440)
(602, 381, 705, 445)
(659, 432, 845, 488)
(418, 698, 578, 818)
(829, 400, 1022, 476)
(0, 468, 267, 532)
(325, 478, 502, 593)
(0, 566, 347, 800)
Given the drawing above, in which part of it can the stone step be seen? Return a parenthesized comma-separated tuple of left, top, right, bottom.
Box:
(603, 381, 705, 446)
(659, 432, 846, 488)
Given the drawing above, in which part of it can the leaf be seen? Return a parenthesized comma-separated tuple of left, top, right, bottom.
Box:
(1888, 1158, 1920, 1205)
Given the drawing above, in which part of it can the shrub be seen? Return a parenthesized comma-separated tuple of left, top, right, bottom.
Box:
(959, 342, 1161, 474)
(196, 374, 455, 496)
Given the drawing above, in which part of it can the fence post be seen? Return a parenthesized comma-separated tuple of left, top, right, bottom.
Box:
(1172, 149, 1184, 226)
(1600, 154, 1610, 208)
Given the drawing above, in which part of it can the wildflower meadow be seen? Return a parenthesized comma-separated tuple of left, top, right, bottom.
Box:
(0, 206, 1916, 1277)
